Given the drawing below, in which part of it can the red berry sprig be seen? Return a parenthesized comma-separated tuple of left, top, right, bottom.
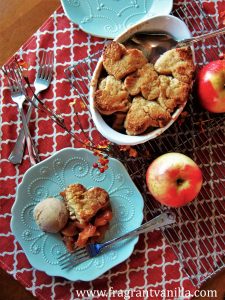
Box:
(91, 140, 111, 173)
(92, 152, 109, 173)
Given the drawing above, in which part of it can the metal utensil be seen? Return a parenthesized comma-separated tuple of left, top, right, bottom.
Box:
(8, 52, 53, 164)
(58, 211, 176, 270)
(125, 27, 225, 62)
(3, 66, 40, 165)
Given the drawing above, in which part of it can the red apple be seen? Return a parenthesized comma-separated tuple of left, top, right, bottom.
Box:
(197, 60, 225, 113)
(146, 153, 203, 208)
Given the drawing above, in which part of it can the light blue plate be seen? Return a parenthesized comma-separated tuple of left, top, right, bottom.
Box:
(61, 0, 173, 38)
(11, 148, 144, 281)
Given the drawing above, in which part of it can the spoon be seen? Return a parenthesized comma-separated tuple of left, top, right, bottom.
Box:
(124, 27, 225, 62)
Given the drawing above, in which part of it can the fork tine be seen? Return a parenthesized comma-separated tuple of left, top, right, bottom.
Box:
(73, 250, 89, 260)
(58, 247, 87, 262)
(60, 253, 90, 270)
(58, 247, 90, 270)
(45, 51, 53, 81)
(44, 52, 49, 80)
(5, 65, 27, 97)
(37, 53, 43, 78)
(37, 51, 54, 81)
(1, 66, 8, 78)
(4, 66, 17, 92)
(39, 51, 46, 78)
(3, 66, 12, 82)
(12, 68, 24, 93)
(50, 51, 54, 66)
(47, 52, 54, 82)
(61, 256, 90, 270)
(13, 68, 20, 84)
(43, 53, 49, 80)
(10, 69, 18, 92)
(71, 247, 87, 256)
(58, 251, 72, 261)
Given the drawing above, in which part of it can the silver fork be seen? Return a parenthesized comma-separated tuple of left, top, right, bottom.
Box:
(8, 52, 53, 164)
(3, 66, 40, 165)
(58, 211, 176, 270)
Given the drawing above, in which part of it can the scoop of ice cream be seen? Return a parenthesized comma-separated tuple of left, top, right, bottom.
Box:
(33, 197, 69, 233)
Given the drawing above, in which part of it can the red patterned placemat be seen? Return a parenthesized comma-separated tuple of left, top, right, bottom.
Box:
(0, 1, 224, 299)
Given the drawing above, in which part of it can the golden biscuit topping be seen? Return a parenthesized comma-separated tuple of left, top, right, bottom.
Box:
(157, 75, 190, 112)
(94, 75, 130, 115)
(103, 41, 147, 80)
(124, 63, 160, 100)
(154, 47, 195, 84)
(124, 97, 171, 135)
(94, 42, 195, 136)
(60, 184, 109, 224)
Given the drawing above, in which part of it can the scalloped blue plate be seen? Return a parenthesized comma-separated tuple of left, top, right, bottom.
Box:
(11, 148, 144, 281)
(61, 0, 173, 38)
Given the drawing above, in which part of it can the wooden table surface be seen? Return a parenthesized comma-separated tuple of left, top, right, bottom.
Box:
(0, 1, 224, 299)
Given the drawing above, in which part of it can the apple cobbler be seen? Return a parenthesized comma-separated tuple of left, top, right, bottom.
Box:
(60, 184, 112, 252)
(94, 41, 195, 136)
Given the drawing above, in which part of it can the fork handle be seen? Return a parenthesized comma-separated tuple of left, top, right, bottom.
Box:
(8, 95, 37, 164)
(20, 107, 40, 165)
(100, 211, 176, 250)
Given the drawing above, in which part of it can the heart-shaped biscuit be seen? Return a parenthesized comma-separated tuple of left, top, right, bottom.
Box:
(154, 47, 195, 84)
(60, 184, 109, 224)
(94, 75, 130, 115)
(103, 41, 147, 80)
(124, 96, 171, 135)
